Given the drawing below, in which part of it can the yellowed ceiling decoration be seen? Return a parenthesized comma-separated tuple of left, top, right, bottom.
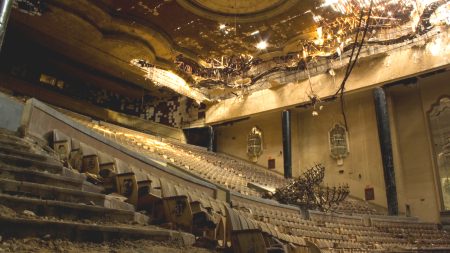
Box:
(131, 59, 210, 103)
(175, 0, 450, 101)
(45, 0, 203, 70)
(13, 0, 450, 101)
(176, 0, 300, 23)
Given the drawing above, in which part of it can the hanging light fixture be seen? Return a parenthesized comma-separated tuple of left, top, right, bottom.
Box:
(256, 40, 268, 50)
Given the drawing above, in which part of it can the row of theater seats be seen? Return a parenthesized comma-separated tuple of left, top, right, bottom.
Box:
(51, 114, 450, 252)
(63, 113, 384, 215)
(332, 198, 381, 216)
(49, 128, 313, 252)
(68, 116, 384, 216)
(234, 198, 450, 251)
(164, 138, 287, 188)
(76, 119, 280, 197)
(52, 129, 154, 206)
(311, 211, 450, 251)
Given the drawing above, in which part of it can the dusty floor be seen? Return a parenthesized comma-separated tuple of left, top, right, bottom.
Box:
(0, 238, 216, 253)
(0, 205, 216, 253)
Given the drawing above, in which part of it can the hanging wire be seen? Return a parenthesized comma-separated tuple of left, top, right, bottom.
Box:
(334, 0, 374, 132)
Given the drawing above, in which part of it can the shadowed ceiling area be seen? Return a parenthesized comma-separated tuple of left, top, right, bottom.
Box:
(9, 0, 450, 101)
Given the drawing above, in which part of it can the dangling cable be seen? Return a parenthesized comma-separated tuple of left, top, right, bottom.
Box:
(335, 0, 373, 132)
(334, 7, 366, 97)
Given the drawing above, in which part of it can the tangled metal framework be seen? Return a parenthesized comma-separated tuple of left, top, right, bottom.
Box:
(175, 54, 259, 88)
(175, 0, 449, 92)
(265, 164, 350, 212)
(130, 59, 210, 103)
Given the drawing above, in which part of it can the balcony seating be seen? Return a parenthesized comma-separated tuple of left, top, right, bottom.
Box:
(29, 110, 450, 252)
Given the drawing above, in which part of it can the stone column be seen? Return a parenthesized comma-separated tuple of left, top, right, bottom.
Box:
(282, 110, 292, 178)
(208, 125, 216, 152)
(373, 87, 399, 215)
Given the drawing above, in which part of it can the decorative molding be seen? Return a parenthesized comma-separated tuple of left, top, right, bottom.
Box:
(42, 0, 201, 71)
(328, 123, 349, 166)
(247, 126, 263, 162)
(176, 0, 300, 23)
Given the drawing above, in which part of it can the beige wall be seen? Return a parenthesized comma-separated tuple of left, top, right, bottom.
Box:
(216, 111, 286, 175)
(214, 70, 450, 222)
(296, 90, 387, 208)
(388, 70, 450, 222)
(215, 90, 388, 207)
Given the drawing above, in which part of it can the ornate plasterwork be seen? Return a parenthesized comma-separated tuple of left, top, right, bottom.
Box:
(328, 123, 349, 166)
(12, 0, 203, 91)
(247, 126, 263, 162)
(176, 0, 299, 23)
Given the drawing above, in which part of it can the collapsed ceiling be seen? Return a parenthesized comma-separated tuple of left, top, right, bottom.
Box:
(10, 0, 450, 103)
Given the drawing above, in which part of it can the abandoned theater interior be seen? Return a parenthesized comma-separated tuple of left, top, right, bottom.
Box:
(0, 0, 450, 252)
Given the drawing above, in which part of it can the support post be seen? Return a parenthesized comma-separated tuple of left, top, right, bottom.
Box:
(282, 110, 292, 178)
(208, 126, 216, 152)
(373, 87, 398, 215)
(0, 0, 13, 52)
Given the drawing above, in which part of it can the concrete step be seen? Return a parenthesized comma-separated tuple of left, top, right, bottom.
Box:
(0, 142, 85, 183)
(0, 216, 195, 246)
(0, 145, 50, 162)
(0, 133, 60, 161)
(0, 178, 134, 211)
(0, 133, 40, 153)
(0, 131, 27, 144)
(0, 164, 103, 194)
(0, 138, 31, 152)
(0, 193, 148, 225)
(0, 153, 63, 173)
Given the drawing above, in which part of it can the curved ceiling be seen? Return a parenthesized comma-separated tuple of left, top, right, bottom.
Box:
(188, 0, 289, 14)
(10, 0, 319, 88)
(176, 0, 299, 23)
(10, 0, 446, 101)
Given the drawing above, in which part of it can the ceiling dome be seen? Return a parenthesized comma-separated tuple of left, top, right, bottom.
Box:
(176, 0, 298, 23)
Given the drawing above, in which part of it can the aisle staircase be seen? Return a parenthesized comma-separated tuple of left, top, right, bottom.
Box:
(0, 129, 195, 245)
